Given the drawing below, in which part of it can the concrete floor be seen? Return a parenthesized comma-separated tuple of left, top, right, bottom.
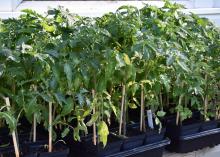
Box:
(164, 145, 220, 157)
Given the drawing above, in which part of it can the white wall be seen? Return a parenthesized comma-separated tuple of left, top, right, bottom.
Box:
(0, 0, 22, 11)
(1, 0, 220, 26)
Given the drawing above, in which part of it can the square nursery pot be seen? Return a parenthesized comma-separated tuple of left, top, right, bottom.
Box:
(121, 127, 146, 151)
(200, 119, 219, 132)
(166, 128, 220, 153)
(72, 133, 123, 157)
(166, 119, 220, 153)
(23, 140, 69, 157)
(166, 118, 201, 139)
(144, 128, 166, 144)
(128, 122, 166, 145)
(0, 145, 17, 157)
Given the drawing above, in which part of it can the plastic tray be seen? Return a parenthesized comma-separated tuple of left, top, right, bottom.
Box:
(106, 138, 170, 157)
(166, 128, 220, 153)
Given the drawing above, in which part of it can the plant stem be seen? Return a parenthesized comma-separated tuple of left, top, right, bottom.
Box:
(119, 84, 125, 136)
(5, 98, 20, 157)
(92, 89, 97, 145)
(48, 102, 52, 152)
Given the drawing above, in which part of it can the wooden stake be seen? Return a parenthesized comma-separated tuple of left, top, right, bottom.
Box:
(33, 114, 36, 142)
(48, 102, 53, 152)
(140, 86, 144, 132)
(5, 98, 20, 157)
(123, 91, 127, 136)
(119, 84, 125, 136)
(92, 89, 97, 145)
(204, 74, 208, 121)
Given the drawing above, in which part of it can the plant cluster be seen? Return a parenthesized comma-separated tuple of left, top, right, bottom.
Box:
(0, 0, 219, 150)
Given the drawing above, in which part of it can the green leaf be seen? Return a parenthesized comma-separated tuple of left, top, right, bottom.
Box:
(128, 103, 137, 109)
(38, 93, 53, 103)
(115, 53, 125, 68)
(61, 128, 70, 138)
(177, 60, 190, 72)
(61, 98, 73, 116)
(0, 64, 5, 77)
(98, 121, 109, 147)
(64, 63, 73, 89)
(166, 55, 174, 66)
(86, 112, 99, 127)
(54, 92, 66, 106)
(157, 111, 166, 117)
(0, 112, 17, 132)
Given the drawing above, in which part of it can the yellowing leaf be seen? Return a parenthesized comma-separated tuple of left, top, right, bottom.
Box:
(98, 121, 109, 147)
(41, 22, 55, 33)
(128, 103, 137, 109)
(123, 53, 131, 65)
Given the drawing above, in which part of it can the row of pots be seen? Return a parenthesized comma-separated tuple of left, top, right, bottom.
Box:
(1, 117, 220, 157)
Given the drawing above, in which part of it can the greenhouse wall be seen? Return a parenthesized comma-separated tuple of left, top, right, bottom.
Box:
(0, 0, 220, 25)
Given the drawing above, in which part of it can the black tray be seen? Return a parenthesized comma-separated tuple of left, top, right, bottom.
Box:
(79, 138, 170, 157)
(166, 128, 220, 153)
(106, 139, 170, 157)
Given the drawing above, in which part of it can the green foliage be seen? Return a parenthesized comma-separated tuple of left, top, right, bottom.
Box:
(0, 0, 219, 146)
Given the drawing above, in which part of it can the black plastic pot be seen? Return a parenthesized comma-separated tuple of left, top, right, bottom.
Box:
(121, 128, 145, 151)
(200, 120, 218, 131)
(24, 140, 69, 157)
(24, 140, 48, 155)
(73, 133, 123, 157)
(38, 148, 69, 157)
(166, 128, 220, 153)
(128, 122, 166, 145)
(166, 119, 201, 139)
(24, 153, 38, 157)
(0, 145, 16, 157)
(144, 128, 166, 144)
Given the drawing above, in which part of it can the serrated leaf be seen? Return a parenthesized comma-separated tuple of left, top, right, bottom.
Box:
(98, 121, 109, 147)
